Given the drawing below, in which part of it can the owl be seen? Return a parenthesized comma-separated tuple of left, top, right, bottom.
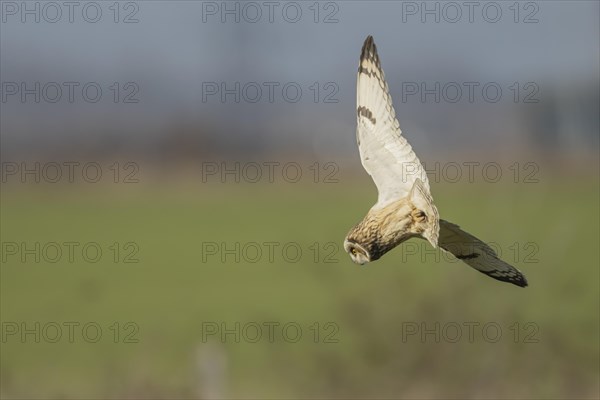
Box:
(344, 36, 528, 287)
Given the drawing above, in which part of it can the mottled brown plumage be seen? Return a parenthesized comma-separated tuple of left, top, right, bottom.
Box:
(344, 36, 528, 287)
(345, 184, 434, 263)
(346, 202, 413, 261)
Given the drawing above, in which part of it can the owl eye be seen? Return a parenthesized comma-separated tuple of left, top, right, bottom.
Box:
(351, 248, 357, 255)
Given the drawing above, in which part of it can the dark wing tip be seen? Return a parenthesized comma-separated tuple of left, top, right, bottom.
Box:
(362, 35, 374, 51)
(506, 275, 528, 288)
(360, 35, 380, 67)
(486, 269, 529, 288)
(516, 274, 529, 288)
(505, 269, 528, 288)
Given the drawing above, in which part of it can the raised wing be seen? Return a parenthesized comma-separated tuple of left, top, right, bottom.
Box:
(357, 36, 430, 208)
(438, 219, 528, 287)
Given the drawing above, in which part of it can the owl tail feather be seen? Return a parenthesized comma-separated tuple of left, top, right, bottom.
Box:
(409, 179, 439, 248)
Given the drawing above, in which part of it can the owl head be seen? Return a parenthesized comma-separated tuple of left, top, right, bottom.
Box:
(344, 240, 371, 265)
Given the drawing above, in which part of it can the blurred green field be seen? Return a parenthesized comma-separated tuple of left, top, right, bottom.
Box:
(1, 175, 599, 399)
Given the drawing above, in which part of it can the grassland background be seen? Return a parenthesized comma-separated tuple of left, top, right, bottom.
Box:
(2, 1, 598, 397)
(1, 172, 598, 399)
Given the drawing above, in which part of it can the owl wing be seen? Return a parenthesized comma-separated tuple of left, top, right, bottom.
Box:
(438, 219, 528, 287)
(356, 36, 431, 208)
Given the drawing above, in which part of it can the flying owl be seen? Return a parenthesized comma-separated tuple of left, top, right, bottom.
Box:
(344, 36, 528, 287)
